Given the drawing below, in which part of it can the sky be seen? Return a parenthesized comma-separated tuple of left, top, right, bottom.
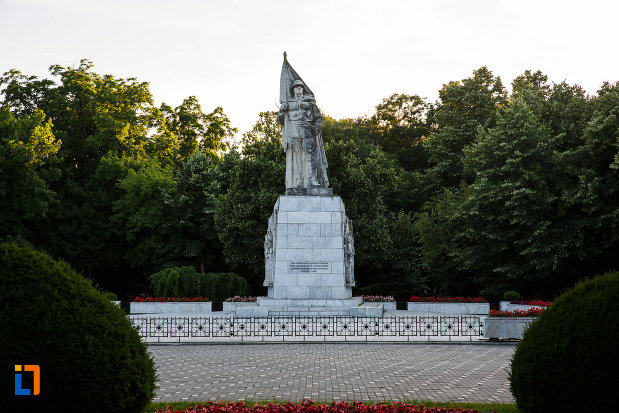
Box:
(1, 0, 618, 136)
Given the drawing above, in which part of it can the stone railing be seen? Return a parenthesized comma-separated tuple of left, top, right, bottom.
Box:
(128, 315, 483, 343)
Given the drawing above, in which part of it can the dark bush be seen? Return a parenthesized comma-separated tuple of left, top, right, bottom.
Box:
(201, 272, 250, 302)
(509, 270, 619, 412)
(148, 266, 249, 301)
(149, 266, 201, 297)
(502, 290, 520, 301)
(104, 291, 118, 301)
(0, 243, 156, 412)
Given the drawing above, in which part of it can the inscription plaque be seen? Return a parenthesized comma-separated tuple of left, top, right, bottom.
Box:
(289, 261, 331, 273)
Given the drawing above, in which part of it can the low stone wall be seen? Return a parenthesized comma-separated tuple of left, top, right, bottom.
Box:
(368, 301, 396, 310)
(130, 302, 212, 314)
(483, 317, 536, 339)
(501, 303, 548, 312)
(407, 302, 489, 314)
(223, 302, 258, 312)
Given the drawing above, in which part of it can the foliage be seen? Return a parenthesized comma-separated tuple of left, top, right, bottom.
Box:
(510, 271, 619, 411)
(148, 265, 249, 301)
(358, 295, 395, 302)
(145, 401, 519, 413)
(200, 272, 250, 302)
(366, 93, 430, 170)
(503, 291, 521, 301)
(162, 151, 226, 273)
(488, 308, 544, 317)
(423, 66, 508, 193)
(224, 296, 257, 302)
(133, 296, 209, 302)
(0, 243, 156, 412)
(0, 108, 60, 239)
(147, 400, 491, 413)
(1, 60, 617, 301)
(113, 158, 176, 274)
(214, 113, 285, 291)
(149, 266, 202, 297)
(409, 296, 487, 303)
(103, 291, 118, 301)
(155, 97, 236, 161)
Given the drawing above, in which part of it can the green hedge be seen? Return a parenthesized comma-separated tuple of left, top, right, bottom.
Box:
(510, 270, 619, 412)
(0, 243, 156, 412)
(149, 266, 249, 301)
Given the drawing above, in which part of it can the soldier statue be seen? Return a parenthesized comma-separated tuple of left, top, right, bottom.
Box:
(278, 53, 329, 191)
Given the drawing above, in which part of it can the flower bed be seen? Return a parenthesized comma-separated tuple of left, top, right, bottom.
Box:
(130, 297, 212, 314)
(409, 296, 487, 303)
(499, 300, 552, 311)
(133, 297, 210, 302)
(517, 300, 552, 306)
(223, 296, 258, 312)
(357, 295, 396, 310)
(485, 306, 544, 339)
(358, 295, 394, 302)
(152, 401, 482, 413)
(224, 296, 257, 302)
(489, 308, 545, 317)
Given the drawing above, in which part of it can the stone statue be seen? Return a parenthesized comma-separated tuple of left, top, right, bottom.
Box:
(278, 53, 330, 194)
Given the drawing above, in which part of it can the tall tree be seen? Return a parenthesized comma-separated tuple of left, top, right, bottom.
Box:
(0, 108, 60, 240)
(163, 151, 226, 273)
(214, 113, 284, 292)
(423, 67, 508, 194)
(367, 93, 430, 170)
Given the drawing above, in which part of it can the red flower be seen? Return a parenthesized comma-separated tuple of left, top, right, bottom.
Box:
(133, 296, 210, 302)
(409, 296, 487, 303)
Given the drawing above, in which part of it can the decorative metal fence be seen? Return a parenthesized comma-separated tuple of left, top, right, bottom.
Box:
(129, 316, 484, 342)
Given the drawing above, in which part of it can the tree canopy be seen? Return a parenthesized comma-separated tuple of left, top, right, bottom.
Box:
(1, 61, 616, 300)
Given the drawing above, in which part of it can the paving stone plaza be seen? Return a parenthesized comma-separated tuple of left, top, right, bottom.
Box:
(150, 343, 516, 403)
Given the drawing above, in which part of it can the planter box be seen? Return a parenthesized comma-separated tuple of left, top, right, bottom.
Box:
(130, 302, 212, 314)
(366, 301, 396, 310)
(503, 303, 548, 312)
(483, 317, 536, 339)
(407, 302, 489, 314)
(223, 302, 258, 312)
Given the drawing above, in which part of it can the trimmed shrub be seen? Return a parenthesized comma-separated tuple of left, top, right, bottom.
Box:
(0, 243, 156, 412)
(149, 266, 200, 297)
(503, 290, 520, 301)
(148, 267, 250, 301)
(104, 291, 118, 301)
(509, 270, 619, 412)
(200, 272, 250, 302)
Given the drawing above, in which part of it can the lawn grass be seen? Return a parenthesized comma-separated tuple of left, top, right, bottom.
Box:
(143, 400, 519, 413)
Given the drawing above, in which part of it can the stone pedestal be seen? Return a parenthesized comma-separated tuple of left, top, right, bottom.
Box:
(243, 194, 374, 316)
(264, 195, 355, 299)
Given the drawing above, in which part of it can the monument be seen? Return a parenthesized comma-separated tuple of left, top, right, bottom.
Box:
(236, 53, 381, 317)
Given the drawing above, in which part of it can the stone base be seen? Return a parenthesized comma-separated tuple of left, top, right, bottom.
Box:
(257, 297, 362, 307)
(130, 302, 212, 314)
(483, 317, 536, 339)
(264, 195, 355, 300)
(233, 298, 383, 317)
(407, 302, 490, 315)
(286, 187, 333, 196)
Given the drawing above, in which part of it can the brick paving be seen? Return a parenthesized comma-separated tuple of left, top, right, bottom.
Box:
(149, 343, 515, 403)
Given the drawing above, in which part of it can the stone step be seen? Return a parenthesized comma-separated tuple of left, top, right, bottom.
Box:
(235, 305, 383, 317)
